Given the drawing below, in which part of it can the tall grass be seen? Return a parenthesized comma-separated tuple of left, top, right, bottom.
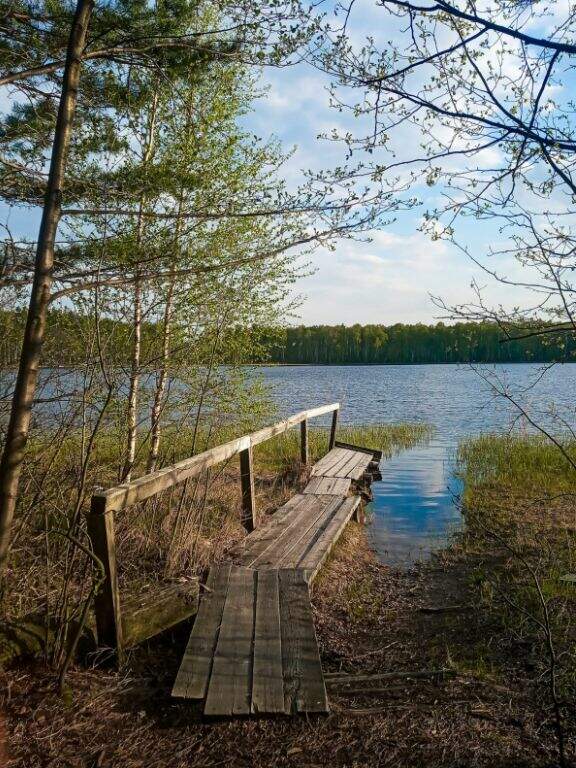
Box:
(457, 432, 576, 729)
(254, 422, 433, 473)
(458, 433, 576, 499)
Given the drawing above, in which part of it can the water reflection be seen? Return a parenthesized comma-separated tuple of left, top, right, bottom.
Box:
(259, 363, 576, 567)
(367, 439, 463, 566)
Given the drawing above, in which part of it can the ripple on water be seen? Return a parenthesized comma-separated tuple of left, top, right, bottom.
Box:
(258, 363, 576, 567)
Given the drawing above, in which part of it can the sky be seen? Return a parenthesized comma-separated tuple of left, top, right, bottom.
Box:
(3, 1, 568, 329)
(245, 0, 565, 326)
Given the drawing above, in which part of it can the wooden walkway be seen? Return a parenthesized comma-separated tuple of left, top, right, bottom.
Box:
(172, 444, 380, 717)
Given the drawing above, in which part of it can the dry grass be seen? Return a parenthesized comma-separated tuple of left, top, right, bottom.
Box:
(2, 521, 572, 767)
(4, 426, 573, 766)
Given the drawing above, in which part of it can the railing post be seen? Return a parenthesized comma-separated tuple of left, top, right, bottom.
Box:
(86, 494, 123, 660)
(239, 445, 257, 532)
(300, 419, 309, 464)
(329, 407, 339, 451)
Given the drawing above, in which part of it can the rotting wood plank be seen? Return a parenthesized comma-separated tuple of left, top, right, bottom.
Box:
(172, 563, 231, 700)
(122, 580, 199, 649)
(302, 476, 351, 496)
(251, 496, 341, 571)
(279, 569, 328, 714)
(204, 567, 256, 716)
(252, 570, 285, 714)
(298, 496, 361, 582)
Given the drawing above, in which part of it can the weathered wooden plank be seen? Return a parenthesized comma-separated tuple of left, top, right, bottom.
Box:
(172, 564, 231, 700)
(334, 452, 365, 479)
(252, 570, 285, 714)
(279, 569, 328, 714)
(122, 580, 199, 648)
(204, 567, 256, 716)
(310, 448, 354, 477)
(279, 497, 343, 570)
(309, 448, 345, 476)
(302, 476, 351, 496)
(248, 403, 339, 447)
(336, 452, 372, 480)
(300, 419, 309, 465)
(239, 446, 257, 531)
(232, 495, 317, 567)
(299, 496, 361, 581)
(347, 460, 371, 480)
(334, 440, 383, 461)
(329, 409, 339, 450)
(316, 449, 358, 478)
(97, 403, 339, 513)
(251, 496, 340, 570)
(99, 436, 251, 512)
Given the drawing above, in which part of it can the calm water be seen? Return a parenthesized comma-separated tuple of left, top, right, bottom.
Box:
(258, 363, 576, 566)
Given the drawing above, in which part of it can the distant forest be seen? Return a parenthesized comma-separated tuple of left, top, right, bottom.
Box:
(261, 323, 576, 365)
(3, 313, 575, 366)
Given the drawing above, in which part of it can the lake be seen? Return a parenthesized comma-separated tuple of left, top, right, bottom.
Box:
(258, 363, 576, 566)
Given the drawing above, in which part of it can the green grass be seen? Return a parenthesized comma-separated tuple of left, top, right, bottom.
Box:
(458, 432, 576, 498)
(456, 432, 576, 703)
(254, 422, 433, 473)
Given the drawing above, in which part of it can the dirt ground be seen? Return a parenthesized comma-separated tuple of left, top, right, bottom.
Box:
(1, 522, 573, 768)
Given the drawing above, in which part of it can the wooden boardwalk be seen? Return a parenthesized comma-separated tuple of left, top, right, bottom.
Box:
(172, 444, 380, 717)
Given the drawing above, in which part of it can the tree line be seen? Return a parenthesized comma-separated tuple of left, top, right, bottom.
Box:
(261, 323, 576, 365)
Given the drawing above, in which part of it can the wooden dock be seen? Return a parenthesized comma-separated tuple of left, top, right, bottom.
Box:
(172, 444, 379, 716)
(86, 403, 381, 717)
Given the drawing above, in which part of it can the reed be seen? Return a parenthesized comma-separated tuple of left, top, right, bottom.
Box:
(457, 432, 576, 714)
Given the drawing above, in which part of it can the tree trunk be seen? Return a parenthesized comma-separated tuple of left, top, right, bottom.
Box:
(146, 96, 190, 474)
(146, 274, 175, 473)
(121, 94, 158, 483)
(0, 0, 94, 573)
(122, 273, 142, 482)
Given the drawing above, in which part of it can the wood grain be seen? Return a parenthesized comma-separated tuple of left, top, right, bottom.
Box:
(172, 563, 231, 699)
(204, 567, 256, 716)
(252, 570, 285, 714)
(279, 569, 328, 714)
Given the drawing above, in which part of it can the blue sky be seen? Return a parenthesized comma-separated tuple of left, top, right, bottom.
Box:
(4, 1, 567, 328)
(250, 64, 524, 326)
(246, 0, 566, 326)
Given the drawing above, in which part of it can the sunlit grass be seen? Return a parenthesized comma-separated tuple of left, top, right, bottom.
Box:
(253, 422, 433, 473)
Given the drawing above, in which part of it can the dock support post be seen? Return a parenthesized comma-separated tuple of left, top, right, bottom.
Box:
(329, 408, 339, 451)
(239, 446, 257, 531)
(300, 419, 309, 464)
(86, 494, 123, 660)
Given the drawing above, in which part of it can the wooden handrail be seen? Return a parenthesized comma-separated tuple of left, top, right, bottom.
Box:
(86, 402, 340, 655)
(93, 402, 339, 513)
